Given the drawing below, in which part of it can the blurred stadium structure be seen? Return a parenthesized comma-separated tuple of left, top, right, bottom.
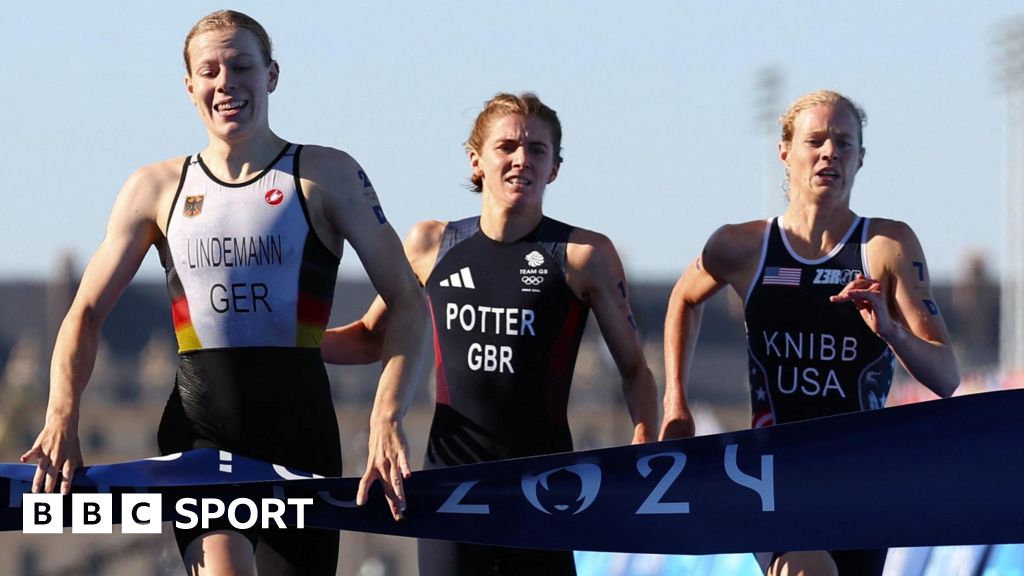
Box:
(998, 16, 1024, 374)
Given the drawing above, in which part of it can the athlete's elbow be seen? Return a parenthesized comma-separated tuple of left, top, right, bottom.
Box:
(59, 302, 105, 345)
(384, 291, 430, 361)
(934, 370, 960, 399)
(925, 364, 960, 399)
(321, 323, 384, 364)
(392, 286, 428, 325)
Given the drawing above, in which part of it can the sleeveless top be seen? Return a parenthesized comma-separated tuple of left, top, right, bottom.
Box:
(159, 143, 339, 353)
(155, 143, 343, 477)
(424, 216, 589, 466)
(744, 216, 895, 427)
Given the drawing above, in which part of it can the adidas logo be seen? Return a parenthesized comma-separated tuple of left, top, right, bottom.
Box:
(439, 267, 476, 289)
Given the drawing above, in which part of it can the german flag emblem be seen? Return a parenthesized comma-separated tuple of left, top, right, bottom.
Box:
(183, 195, 204, 218)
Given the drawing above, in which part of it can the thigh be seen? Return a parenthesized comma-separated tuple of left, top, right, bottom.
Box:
(170, 499, 258, 563)
(159, 382, 342, 569)
(157, 383, 200, 455)
(182, 529, 256, 576)
(161, 388, 255, 560)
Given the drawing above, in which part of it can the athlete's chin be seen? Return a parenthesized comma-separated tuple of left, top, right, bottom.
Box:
(806, 183, 852, 201)
(210, 122, 257, 144)
(505, 198, 543, 214)
(504, 189, 544, 208)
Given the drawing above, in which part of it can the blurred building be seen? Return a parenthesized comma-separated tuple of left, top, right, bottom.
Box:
(951, 252, 1000, 369)
(0, 249, 1004, 576)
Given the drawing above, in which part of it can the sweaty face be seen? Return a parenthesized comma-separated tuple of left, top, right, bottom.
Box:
(780, 104, 864, 202)
(185, 27, 278, 142)
(470, 114, 559, 211)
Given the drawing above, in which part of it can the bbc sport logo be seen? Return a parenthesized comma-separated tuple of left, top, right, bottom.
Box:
(22, 493, 313, 534)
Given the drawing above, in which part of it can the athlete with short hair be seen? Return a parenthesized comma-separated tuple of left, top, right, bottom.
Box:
(21, 10, 428, 576)
(660, 90, 959, 576)
(324, 92, 662, 575)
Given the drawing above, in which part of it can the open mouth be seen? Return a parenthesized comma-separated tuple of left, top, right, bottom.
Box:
(816, 168, 840, 180)
(506, 176, 533, 186)
(214, 100, 248, 113)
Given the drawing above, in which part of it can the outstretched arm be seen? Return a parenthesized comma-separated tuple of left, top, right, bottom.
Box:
(830, 220, 959, 398)
(21, 164, 168, 494)
(661, 222, 761, 440)
(568, 231, 657, 444)
(661, 255, 727, 440)
(350, 222, 436, 520)
(305, 148, 431, 520)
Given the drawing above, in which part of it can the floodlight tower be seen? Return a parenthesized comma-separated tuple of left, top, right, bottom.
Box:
(997, 17, 1024, 373)
(755, 66, 783, 217)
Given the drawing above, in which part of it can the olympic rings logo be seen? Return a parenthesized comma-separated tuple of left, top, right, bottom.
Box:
(521, 276, 545, 286)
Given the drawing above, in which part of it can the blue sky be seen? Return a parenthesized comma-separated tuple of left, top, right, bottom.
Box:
(2, 1, 1020, 283)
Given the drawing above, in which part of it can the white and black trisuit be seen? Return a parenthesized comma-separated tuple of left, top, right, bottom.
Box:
(157, 143, 341, 575)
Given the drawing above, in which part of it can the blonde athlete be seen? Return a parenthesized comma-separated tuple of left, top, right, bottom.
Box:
(21, 10, 428, 576)
(661, 90, 958, 576)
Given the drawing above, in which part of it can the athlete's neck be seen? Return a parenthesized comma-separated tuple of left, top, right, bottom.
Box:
(479, 203, 543, 243)
(201, 132, 288, 183)
(781, 201, 857, 260)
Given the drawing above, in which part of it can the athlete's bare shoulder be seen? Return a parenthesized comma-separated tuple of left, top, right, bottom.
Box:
(291, 144, 384, 253)
(119, 156, 189, 232)
(567, 225, 613, 255)
(127, 156, 187, 192)
(864, 217, 921, 264)
(404, 219, 447, 282)
(562, 226, 625, 302)
(863, 217, 925, 280)
(563, 225, 619, 273)
(406, 220, 447, 253)
(865, 217, 917, 245)
(294, 144, 373, 208)
(295, 144, 362, 190)
(702, 219, 769, 282)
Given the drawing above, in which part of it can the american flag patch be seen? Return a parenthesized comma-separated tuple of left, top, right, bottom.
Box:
(763, 266, 802, 286)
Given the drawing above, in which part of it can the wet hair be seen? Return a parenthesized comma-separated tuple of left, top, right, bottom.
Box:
(466, 92, 563, 193)
(779, 90, 867, 148)
(183, 10, 273, 74)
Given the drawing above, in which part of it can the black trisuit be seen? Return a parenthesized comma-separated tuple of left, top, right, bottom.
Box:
(418, 216, 589, 576)
(156, 144, 343, 575)
(746, 216, 895, 575)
